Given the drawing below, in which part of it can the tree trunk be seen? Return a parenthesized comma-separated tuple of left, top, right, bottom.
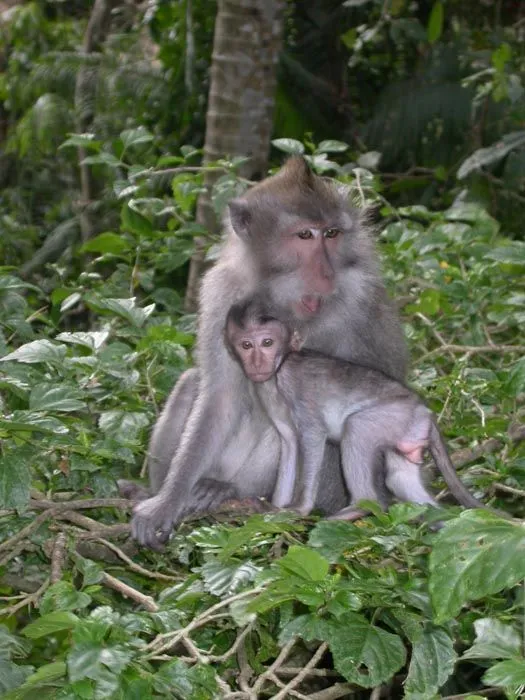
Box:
(184, 0, 285, 312)
(75, 0, 119, 242)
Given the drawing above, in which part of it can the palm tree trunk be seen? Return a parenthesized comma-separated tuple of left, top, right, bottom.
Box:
(184, 0, 285, 312)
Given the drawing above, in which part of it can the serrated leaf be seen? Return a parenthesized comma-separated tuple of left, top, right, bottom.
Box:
(84, 295, 155, 327)
(276, 545, 330, 581)
(200, 559, 261, 596)
(324, 613, 406, 688)
(482, 658, 525, 689)
(0, 412, 69, 435)
(98, 410, 150, 442)
(316, 140, 349, 153)
(485, 241, 525, 265)
(82, 152, 123, 168)
(308, 520, 366, 562)
(0, 340, 67, 365)
(56, 331, 109, 351)
(0, 659, 34, 695)
(429, 511, 525, 623)
(271, 138, 305, 154)
(404, 627, 457, 699)
(29, 383, 86, 412)
(462, 618, 521, 660)
(120, 126, 154, 149)
(121, 202, 153, 237)
(59, 133, 101, 150)
(80, 233, 131, 255)
(67, 642, 133, 682)
(0, 449, 31, 508)
(457, 131, 525, 180)
(23, 612, 79, 639)
(40, 581, 92, 614)
(427, 1, 444, 43)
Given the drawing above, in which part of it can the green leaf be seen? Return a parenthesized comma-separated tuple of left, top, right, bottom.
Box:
(59, 133, 101, 150)
(120, 126, 154, 150)
(308, 520, 367, 562)
(0, 449, 31, 508)
(121, 202, 153, 237)
(0, 659, 34, 696)
(82, 152, 123, 168)
(457, 131, 525, 180)
(404, 627, 457, 699)
(0, 340, 67, 365)
(84, 295, 155, 327)
(276, 545, 330, 581)
(416, 288, 441, 316)
(462, 618, 521, 661)
(485, 241, 525, 266)
(429, 511, 525, 623)
(29, 383, 86, 412)
(200, 559, 261, 596)
(271, 138, 305, 154)
(316, 140, 349, 153)
(492, 43, 512, 72)
(483, 658, 525, 689)
(80, 233, 131, 256)
(55, 331, 109, 351)
(23, 612, 79, 639)
(324, 613, 406, 688)
(67, 642, 133, 682)
(98, 410, 150, 442)
(40, 581, 92, 614)
(0, 412, 69, 435)
(427, 1, 444, 43)
(153, 658, 218, 699)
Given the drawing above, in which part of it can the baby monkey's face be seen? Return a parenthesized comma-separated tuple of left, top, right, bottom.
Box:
(228, 319, 289, 383)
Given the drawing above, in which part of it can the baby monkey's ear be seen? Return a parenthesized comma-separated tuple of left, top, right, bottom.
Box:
(290, 329, 304, 352)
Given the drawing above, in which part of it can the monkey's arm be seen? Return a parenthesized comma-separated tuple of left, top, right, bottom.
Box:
(271, 418, 299, 508)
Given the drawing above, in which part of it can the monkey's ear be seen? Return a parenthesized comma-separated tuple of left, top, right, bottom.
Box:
(290, 329, 304, 352)
(228, 199, 252, 239)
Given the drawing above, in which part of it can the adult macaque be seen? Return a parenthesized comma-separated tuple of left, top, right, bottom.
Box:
(225, 297, 486, 517)
(132, 157, 410, 548)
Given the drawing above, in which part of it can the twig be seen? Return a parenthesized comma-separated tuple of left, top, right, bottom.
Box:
(419, 343, 525, 363)
(491, 482, 525, 498)
(307, 683, 358, 700)
(29, 497, 131, 511)
(50, 533, 67, 583)
(449, 424, 525, 469)
(144, 588, 263, 657)
(252, 639, 296, 694)
(100, 573, 158, 612)
(270, 642, 328, 700)
(0, 511, 53, 553)
(276, 667, 341, 678)
(0, 579, 49, 617)
(415, 312, 455, 360)
(370, 687, 382, 700)
(440, 688, 501, 699)
(209, 622, 255, 663)
(93, 537, 179, 581)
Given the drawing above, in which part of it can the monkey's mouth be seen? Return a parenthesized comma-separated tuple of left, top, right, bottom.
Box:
(250, 373, 274, 383)
(297, 295, 322, 316)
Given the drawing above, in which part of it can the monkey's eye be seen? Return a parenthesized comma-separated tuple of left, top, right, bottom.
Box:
(241, 341, 253, 350)
(324, 227, 341, 239)
(262, 338, 274, 347)
(297, 229, 314, 240)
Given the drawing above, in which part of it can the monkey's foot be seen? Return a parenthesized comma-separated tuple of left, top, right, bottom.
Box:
(326, 506, 369, 521)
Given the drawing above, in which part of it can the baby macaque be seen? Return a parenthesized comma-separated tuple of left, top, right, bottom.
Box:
(225, 297, 485, 518)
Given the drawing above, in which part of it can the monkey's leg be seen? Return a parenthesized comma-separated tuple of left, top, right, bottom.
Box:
(147, 368, 199, 493)
(272, 421, 299, 508)
(340, 413, 386, 507)
(290, 429, 327, 515)
(385, 452, 437, 505)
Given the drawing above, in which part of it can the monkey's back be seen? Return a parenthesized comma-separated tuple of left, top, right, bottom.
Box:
(276, 350, 418, 440)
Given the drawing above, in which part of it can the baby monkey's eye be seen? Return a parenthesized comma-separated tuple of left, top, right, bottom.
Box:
(297, 229, 314, 240)
(241, 341, 253, 350)
(262, 338, 274, 347)
(324, 227, 341, 238)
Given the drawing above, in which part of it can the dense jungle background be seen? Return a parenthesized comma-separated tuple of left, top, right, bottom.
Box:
(1, 1, 525, 698)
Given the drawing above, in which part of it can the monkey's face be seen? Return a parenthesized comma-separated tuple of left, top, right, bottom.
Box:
(228, 320, 288, 383)
(228, 158, 360, 321)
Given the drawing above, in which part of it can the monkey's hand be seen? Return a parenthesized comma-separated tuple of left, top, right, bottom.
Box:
(131, 495, 177, 550)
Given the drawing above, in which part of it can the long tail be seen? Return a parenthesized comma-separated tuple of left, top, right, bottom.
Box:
(428, 420, 486, 509)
